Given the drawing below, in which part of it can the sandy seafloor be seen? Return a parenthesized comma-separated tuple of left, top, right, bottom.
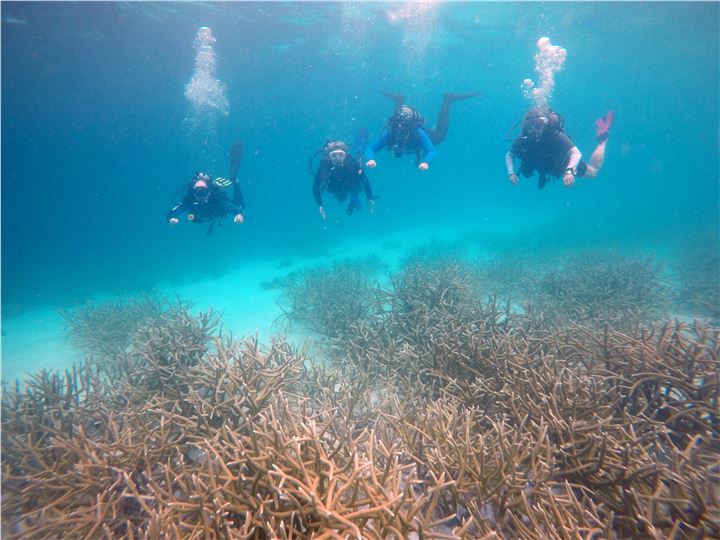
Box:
(0, 223, 472, 385)
(0, 216, 700, 387)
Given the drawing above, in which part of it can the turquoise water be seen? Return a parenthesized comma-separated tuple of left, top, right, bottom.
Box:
(2, 2, 718, 378)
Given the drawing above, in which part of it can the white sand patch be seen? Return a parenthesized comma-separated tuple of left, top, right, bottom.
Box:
(1, 307, 83, 386)
(1, 223, 506, 385)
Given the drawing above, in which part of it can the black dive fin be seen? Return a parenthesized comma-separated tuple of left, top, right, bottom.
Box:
(229, 141, 243, 182)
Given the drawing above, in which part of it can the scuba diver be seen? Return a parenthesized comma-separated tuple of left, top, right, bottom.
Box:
(309, 140, 377, 221)
(166, 172, 244, 234)
(364, 90, 480, 171)
(166, 141, 247, 234)
(505, 108, 614, 189)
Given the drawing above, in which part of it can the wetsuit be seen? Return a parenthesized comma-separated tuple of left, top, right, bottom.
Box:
(366, 92, 477, 165)
(167, 183, 243, 223)
(509, 130, 587, 188)
(313, 155, 374, 208)
(365, 126, 437, 165)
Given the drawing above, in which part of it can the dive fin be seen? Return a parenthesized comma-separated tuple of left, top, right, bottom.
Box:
(229, 141, 243, 182)
(595, 111, 614, 142)
(443, 92, 482, 102)
(379, 90, 405, 109)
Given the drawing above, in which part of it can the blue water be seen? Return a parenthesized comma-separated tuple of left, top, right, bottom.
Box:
(2, 1, 718, 316)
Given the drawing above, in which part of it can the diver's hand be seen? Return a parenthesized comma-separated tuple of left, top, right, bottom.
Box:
(319, 206, 327, 221)
(368, 199, 376, 214)
(168, 217, 179, 226)
(508, 173, 519, 184)
(563, 170, 576, 187)
(418, 162, 429, 171)
(233, 213, 244, 224)
(365, 159, 377, 168)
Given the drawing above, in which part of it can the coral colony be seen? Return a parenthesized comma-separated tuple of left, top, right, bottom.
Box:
(3, 248, 718, 538)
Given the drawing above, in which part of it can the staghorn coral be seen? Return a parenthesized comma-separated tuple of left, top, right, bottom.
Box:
(277, 256, 385, 338)
(528, 252, 670, 330)
(3, 255, 719, 539)
(60, 293, 169, 362)
(1, 332, 307, 538)
(671, 242, 720, 322)
(330, 257, 518, 395)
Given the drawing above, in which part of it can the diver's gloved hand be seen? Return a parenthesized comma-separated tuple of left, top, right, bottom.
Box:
(318, 206, 327, 221)
(233, 213, 245, 224)
(368, 199, 376, 214)
(365, 159, 377, 168)
(168, 217, 180, 225)
(418, 162, 429, 171)
(508, 173, 519, 184)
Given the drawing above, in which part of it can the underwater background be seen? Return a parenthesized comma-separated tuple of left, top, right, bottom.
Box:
(2, 1, 719, 379)
(3, 3, 720, 538)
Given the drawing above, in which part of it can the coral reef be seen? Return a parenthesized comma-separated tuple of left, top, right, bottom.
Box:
(528, 252, 670, 330)
(671, 242, 720, 322)
(277, 256, 385, 338)
(3, 253, 718, 538)
(60, 294, 168, 363)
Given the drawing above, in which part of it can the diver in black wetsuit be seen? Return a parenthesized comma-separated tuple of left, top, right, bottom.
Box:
(364, 90, 480, 171)
(505, 108, 614, 189)
(166, 142, 247, 234)
(311, 140, 376, 221)
(166, 172, 244, 233)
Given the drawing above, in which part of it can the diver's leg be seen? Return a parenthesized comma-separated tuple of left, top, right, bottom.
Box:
(579, 141, 607, 179)
(581, 112, 613, 179)
(426, 92, 481, 145)
(379, 90, 405, 111)
(347, 191, 362, 215)
(578, 147, 604, 179)
(229, 141, 243, 181)
(589, 140, 607, 170)
(426, 99, 451, 145)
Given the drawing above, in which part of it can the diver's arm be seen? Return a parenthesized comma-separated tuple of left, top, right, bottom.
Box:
(417, 128, 436, 166)
(505, 151, 517, 175)
(562, 146, 583, 187)
(232, 183, 246, 213)
(312, 174, 324, 207)
(505, 151, 520, 184)
(364, 130, 389, 163)
(220, 195, 245, 224)
(166, 204, 184, 223)
(566, 146, 582, 169)
(167, 194, 192, 222)
(222, 194, 243, 215)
